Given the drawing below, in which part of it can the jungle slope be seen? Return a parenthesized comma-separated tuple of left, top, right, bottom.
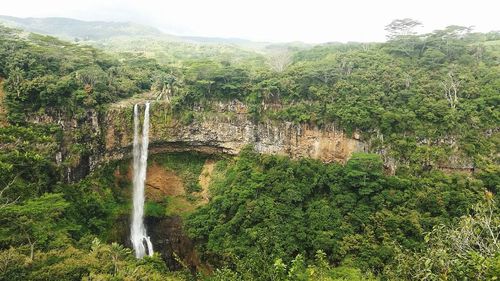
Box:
(0, 23, 498, 280)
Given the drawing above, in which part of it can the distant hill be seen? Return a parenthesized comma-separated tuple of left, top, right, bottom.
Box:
(0, 15, 312, 50)
(0, 15, 181, 41)
(0, 15, 269, 46)
(0, 15, 314, 64)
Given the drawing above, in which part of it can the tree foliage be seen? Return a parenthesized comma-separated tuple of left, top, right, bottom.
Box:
(0, 22, 498, 280)
(187, 149, 490, 279)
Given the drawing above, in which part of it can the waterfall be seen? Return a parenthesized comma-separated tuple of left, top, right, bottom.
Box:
(130, 102, 154, 258)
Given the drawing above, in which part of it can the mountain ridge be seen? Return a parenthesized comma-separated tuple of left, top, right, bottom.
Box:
(0, 15, 281, 47)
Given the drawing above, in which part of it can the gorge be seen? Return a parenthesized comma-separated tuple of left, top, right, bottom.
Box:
(0, 20, 498, 280)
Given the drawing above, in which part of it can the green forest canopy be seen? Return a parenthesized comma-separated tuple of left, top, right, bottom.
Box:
(0, 22, 498, 280)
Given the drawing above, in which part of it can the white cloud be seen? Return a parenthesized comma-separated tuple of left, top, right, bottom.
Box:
(1, 0, 499, 43)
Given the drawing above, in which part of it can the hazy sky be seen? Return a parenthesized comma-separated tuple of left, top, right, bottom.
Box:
(1, 0, 499, 43)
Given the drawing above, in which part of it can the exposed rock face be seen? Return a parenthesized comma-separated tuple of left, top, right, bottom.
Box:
(114, 162, 186, 201)
(145, 162, 185, 200)
(101, 101, 366, 166)
(22, 99, 475, 182)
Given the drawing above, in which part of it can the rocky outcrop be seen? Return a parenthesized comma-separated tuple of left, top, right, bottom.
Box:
(23, 98, 476, 182)
(101, 101, 366, 166)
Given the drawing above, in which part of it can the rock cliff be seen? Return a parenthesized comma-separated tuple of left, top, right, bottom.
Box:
(27, 97, 474, 182)
(101, 100, 366, 166)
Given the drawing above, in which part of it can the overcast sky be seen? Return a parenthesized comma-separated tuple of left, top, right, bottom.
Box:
(1, 0, 499, 43)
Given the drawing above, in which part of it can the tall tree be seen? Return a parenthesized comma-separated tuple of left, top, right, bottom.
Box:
(385, 18, 423, 40)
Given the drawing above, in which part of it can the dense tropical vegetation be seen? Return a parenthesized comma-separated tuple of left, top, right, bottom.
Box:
(186, 149, 498, 280)
(0, 19, 498, 280)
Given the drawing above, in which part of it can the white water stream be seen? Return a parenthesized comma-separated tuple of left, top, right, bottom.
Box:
(130, 103, 154, 258)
